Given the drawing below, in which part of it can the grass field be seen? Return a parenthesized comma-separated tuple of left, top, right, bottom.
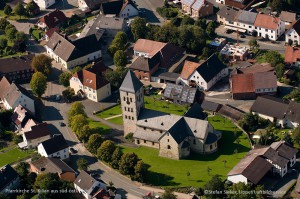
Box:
(96, 94, 188, 125)
(121, 115, 251, 187)
(88, 118, 111, 135)
(0, 147, 34, 167)
(32, 29, 43, 40)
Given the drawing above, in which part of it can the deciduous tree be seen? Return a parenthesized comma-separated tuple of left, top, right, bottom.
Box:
(133, 160, 147, 182)
(68, 102, 86, 125)
(4, 4, 12, 16)
(0, 38, 8, 50)
(62, 87, 75, 102)
(15, 162, 29, 178)
(162, 189, 177, 199)
(0, 18, 9, 31)
(113, 50, 127, 67)
(14, 3, 26, 19)
(30, 72, 47, 98)
(131, 17, 147, 41)
(77, 158, 89, 170)
(97, 140, 116, 162)
(110, 147, 123, 169)
(86, 134, 103, 154)
(71, 114, 88, 134)
(5, 27, 17, 41)
(31, 54, 52, 76)
(119, 153, 138, 175)
(59, 72, 72, 87)
(204, 175, 225, 199)
(227, 182, 254, 199)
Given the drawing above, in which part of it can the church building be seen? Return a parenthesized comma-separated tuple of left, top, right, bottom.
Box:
(119, 70, 220, 160)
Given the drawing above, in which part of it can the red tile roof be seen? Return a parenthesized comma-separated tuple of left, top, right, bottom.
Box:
(180, 60, 200, 80)
(231, 73, 255, 94)
(254, 14, 281, 30)
(285, 46, 300, 63)
(134, 39, 166, 58)
(0, 76, 11, 100)
(45, 28, 59, 38)
(24, 123, 51, 140)
(72, 61, 111, 90)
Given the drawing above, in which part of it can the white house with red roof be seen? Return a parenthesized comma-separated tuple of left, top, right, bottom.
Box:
(285, 19, 300, 45)
(285, 46, 300, 67)
(34, 0, 55, 9)
(69, 61, 111, 102)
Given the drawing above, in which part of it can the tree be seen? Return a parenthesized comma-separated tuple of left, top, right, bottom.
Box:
(287, 0, 295, 6)
(5, 27, 17, 41)
(263, 51, 284, 67)
(4, 4, 12, 16)
(62, 87, 75, 102)
(206, 21, 216, 38)
(78, 125, 91, 142)
(30, 72, 47, 98)
(26, 1, 37, 16)
(70, 114, 88, 134)
(104, 66, 128, 89)
(97, 140, 116, 162)
(110, 147, 123, 169)
(131, 17, 147, 41)
(68, 102, 86, 125)
(31, 54, 52, 76)
(270, 0, 282, 12)
(15, 31, 27, 43)
(77, 158, 89, 170)
(86, 134, 103, 154)
(275, 63, 285, 78)
(204, 175, 225, 199)
(113, 50, 127, 67)
(71, 66, 82, 74)
(133, 160, 147, 182)
(108, 31, 128, 56)
(194, 18, 207, 29)
(201, 47, 212, 59)
(0, 18, 9, 31)
(12, 134, 22, 144)
(0, 38, 8, 50)
(248, 39, 259, 51)
(227, 182, 254, 199)
(27, 172, 37, 188)
(292, 127, 300, 148)
(14, 3, 26, 19)
(15, 162, 29, 179)
(34, 173, 62, 198)
(162, 189, 177, 199)
(181, 16, 194, 26)
(119, 153, 138, 175)
(59, 72, 72, 87)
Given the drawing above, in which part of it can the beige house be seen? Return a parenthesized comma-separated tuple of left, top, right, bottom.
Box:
(69, 61, 111, 102)
(120, 70, 220, 160)
(182, 0, 213, 18)
(45, 32, 102, 69)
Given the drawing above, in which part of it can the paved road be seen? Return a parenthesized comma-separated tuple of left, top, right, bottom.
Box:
(215, 26, 286, 54)
(135, 0, 164, 24)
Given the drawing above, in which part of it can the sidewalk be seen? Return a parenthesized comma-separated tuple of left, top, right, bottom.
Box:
(104, 114, 122, 120)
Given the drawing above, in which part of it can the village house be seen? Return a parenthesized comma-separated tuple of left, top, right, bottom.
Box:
(217, 6, 239, 25)
(286, 20, 300, 46)
(37, 135, 69, 160)
(236, 62, 274, 74)
(280, 11, 297, 29)
(120, 70, 220, 160)
(285, 46, 300, 67)
(131, 39, 185, 81)
(11, 104, 34, 132)
(0, 165, 20, 194)
(100, 0, 138, 18)
(223, 0, 252, 9)
(181, 0, 214, 18)
(0, 54, 35, 83)
(163, 83, 198, 105)
(74, 170, 107, 199)
(79, 14, 128, 40)
(78, 0, 104, 11)
(30, 157, 76, 182)
(0, 77, 36, 114)
(18, 123, 52, 149)
(250, 96, 300, 128)
(157, 72, 180, 84)
(44, 28, 59, 41)
(37, 10, 67, 30)
(34, 0, 55, 9)
(69, 61, 111, 102)
(227, 141, 297, 184)
(217, 7, 285, 41)
(230, 71, 277, 100)
(45, 32, 102, 69)
(201, 100, 222, 115)
(220, 44, 249, 61)
(180, 54, 228, 91)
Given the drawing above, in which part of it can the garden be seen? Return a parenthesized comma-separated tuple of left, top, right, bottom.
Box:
(121, 115, 251, 187)
(0, 146, 34, 167)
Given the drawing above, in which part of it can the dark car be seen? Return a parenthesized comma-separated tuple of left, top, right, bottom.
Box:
(240, 34, 246, 38)
(59, 122, 65, 127)
(69, 147, 77, 154)
(225, 29, 233, 34)
(91, 173, 100, 178)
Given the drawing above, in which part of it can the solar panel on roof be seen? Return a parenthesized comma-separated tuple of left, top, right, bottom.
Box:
(192, 0, 204, 10)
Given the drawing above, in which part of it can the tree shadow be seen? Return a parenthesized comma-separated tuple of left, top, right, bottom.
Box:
(145, 170, 179, 186)
(116, 188, 128, 199)
(139, 8, 160, 24)
(69, 154, 98, 172)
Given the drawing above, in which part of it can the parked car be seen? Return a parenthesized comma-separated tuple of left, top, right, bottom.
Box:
(225, 29, 233, 34)
(69, 147, 77, 154)
(59, 122, 65, 127)
(240, 34, 246, 38)
(55, 95, 61, 101)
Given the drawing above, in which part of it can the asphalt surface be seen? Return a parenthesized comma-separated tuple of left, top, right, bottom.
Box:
(135, 0, 164, 24)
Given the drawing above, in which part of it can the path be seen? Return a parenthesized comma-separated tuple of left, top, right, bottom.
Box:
(104, 114, 123, 120)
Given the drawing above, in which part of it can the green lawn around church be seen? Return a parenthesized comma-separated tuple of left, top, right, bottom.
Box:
(121, 115, 251, 187)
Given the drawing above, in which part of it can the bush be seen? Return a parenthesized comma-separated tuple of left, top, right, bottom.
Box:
(125, 133, 134, 142)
